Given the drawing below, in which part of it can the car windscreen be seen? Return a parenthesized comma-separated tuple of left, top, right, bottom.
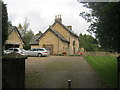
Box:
(20, 49, 25, 51)
(14, 49, 19, 52)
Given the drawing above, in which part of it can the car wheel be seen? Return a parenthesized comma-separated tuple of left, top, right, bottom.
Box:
(37, 53, 42, 57)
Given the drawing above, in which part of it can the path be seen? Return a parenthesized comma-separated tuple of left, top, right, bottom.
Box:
(25, 56, 107, 88)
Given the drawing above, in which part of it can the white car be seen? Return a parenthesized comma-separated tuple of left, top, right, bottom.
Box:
(4, 48, 26, 56)
(26, 48, 50, 57)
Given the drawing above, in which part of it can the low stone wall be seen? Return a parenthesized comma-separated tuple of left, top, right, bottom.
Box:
(84, 52, 119, 57)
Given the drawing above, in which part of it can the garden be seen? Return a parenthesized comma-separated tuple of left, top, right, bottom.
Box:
(52, 51, 84, 56)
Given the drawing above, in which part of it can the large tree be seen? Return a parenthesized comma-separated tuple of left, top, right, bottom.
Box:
(17, 18, 34, 49)
(23, 29, 34, 44)
(35, 31, 42, 36)
(79, 2, 120, 52)
(2, 1, 8, 47)
(79, 34, 100, 51)
(17, 18, 30, 37)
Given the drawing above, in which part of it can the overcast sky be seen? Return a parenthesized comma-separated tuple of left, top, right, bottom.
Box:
(3, 0, 91, 35)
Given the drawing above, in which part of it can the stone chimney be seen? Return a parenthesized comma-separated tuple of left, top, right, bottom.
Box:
(55, 15, 62, 23)
(66, 26, 72, 30)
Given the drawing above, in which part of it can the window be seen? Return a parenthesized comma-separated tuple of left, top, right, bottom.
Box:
(30, 49, 37, 51)
(14, 49, 19, 52)
(9, 49, 13, 50)
(37, 49, 44, 51)
(8, 49, 14, 52)
(20, 49, 25, 51)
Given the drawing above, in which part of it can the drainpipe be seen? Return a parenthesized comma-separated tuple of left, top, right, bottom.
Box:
(58, 38, 59, 54)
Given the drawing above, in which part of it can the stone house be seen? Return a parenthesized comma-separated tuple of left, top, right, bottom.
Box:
(5, 26, 25, 49)
(29, 15, 79, 54)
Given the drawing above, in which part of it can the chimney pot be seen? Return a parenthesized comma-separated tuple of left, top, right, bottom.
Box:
(67, 26, 72, 30)
(55, 14, 62, 23)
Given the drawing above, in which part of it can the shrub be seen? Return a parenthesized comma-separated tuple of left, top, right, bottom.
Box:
(57, 54, 63, 56)
(69, 54, 81, 56)
(62, 51, 66, 55)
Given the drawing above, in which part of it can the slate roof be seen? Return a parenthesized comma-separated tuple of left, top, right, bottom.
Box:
(37, 28, 70, 43)
(29, 35, 41, 45)
(8, 26, 16, 35)
(50, 28, 69, 43)
(52, 20, 78, 38)
(29, 19, 78, 45)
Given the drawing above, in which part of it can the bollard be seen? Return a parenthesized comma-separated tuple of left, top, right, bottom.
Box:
(68, 80, 71, 90)
(117, 56, 120, 90)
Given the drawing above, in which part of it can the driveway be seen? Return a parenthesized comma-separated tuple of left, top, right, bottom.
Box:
(25, 56, 107, 88)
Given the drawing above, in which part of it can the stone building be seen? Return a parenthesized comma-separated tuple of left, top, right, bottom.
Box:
(5, 26, 25, 49)
(29, 15, 79, 54)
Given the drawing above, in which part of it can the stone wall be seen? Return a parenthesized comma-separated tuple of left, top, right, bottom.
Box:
(84, 52, 120, 57)
(31, 45, 40, 49)
(50, 23, 70, 41)
(7, 30, 24, 48)
(51, 22, 79, 54)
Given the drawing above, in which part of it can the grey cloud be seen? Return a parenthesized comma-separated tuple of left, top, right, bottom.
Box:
(4, 0, 91, 35)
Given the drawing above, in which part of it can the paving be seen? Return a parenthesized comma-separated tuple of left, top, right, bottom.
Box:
(25, 56, 108, 88)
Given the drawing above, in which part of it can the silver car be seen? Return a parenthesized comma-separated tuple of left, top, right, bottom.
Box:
(26, 48, 50, 57)
(4, 48, 26, 56)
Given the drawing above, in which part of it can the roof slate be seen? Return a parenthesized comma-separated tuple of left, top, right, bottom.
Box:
(8, 26, 16, 35)
(53, 20, 78, 37)
(29, 35, 40, 45)
(50, 28, 69, 43)
(37, 28, 69, 43)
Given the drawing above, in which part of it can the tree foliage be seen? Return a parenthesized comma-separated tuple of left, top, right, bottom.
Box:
(79, 2, 120, 52)
(35, 31, 42, 36)
(2, 1, 8, 47)
(17, 18, 30, 37)
(8, 21, 12, 27)
(17, 18, 34, 49)
(79, 34, 100, 51)
(23, 29, 34, 44)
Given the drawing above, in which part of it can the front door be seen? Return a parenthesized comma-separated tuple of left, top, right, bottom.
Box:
(43, 44, 53, 54)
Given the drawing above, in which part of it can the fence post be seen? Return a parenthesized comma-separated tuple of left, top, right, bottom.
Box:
(68, 80, 71, 90)
(117, 56, 120, 90)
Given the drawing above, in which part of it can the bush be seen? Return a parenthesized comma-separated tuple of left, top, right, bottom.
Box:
(69, 54, 81, 56)
(24, 44, 31, 50)
(62, 51, 66, 55)
(56, 54, 63, 56)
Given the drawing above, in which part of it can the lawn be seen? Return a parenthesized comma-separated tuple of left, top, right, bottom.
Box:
(84, 56, 117, 88)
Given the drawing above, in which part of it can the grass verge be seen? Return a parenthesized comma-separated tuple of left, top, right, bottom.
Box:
(84, 56, 117, 88)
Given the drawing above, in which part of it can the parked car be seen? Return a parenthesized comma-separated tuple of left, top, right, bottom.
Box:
(4, 48, 27, 56)
(25, 48, 50, 57)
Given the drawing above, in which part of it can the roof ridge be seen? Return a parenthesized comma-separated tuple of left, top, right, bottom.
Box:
(49, 28, 69, 43)
(53, 20, 78, 37)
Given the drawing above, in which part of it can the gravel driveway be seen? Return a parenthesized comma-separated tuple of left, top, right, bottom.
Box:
(25, 56, 107, 88)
